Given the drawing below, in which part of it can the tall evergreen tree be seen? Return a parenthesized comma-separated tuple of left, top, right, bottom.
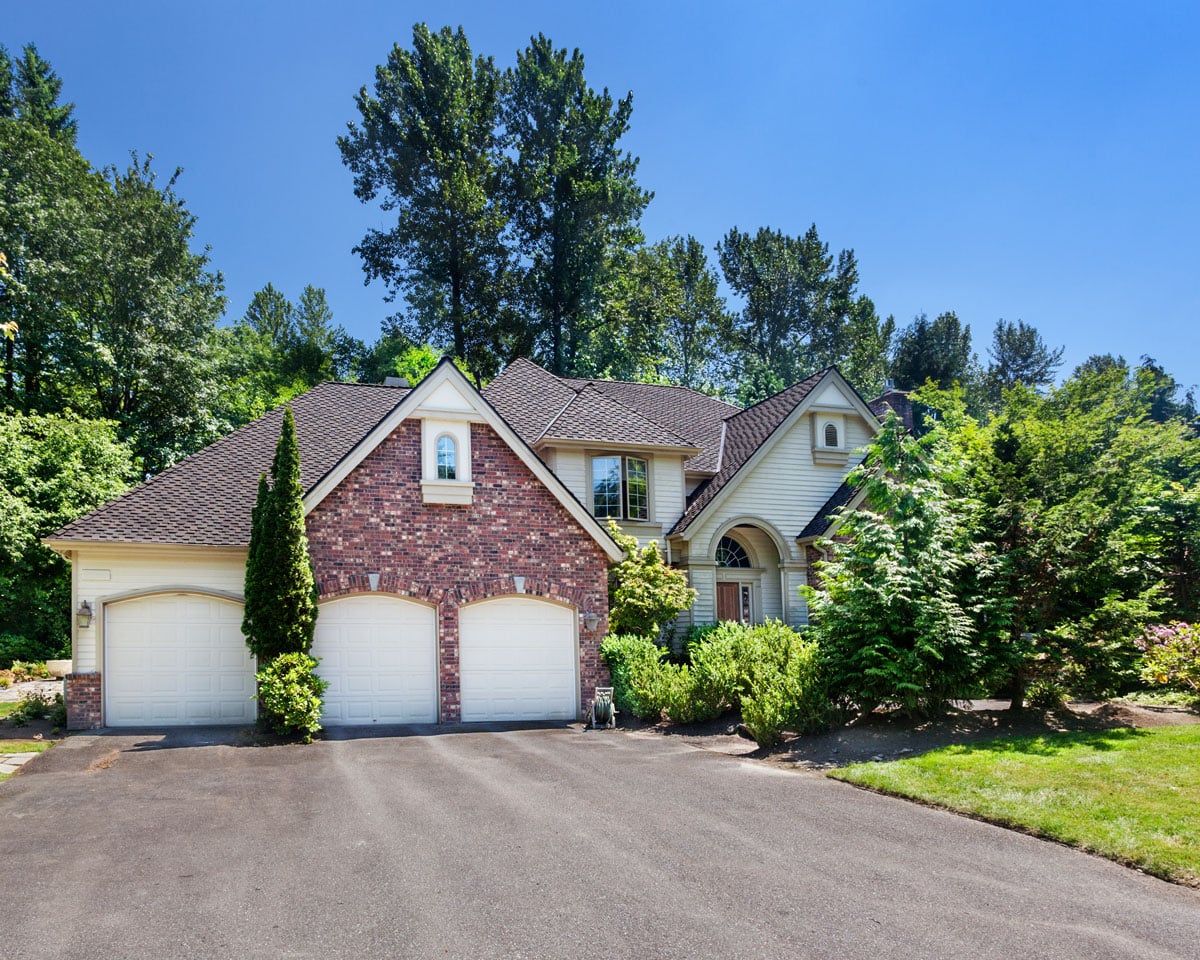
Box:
(890, 311, 977, 391)
(503, 34, 651, 376)
(242, 408, 318, 661)
(339, 24, 512, 384)
(13, 44, 76, 142)
(718, 224, 890, 400)
(0, 47, 15, 119)
(241, 282, 294, 346)
(985, 318, 1063, 398)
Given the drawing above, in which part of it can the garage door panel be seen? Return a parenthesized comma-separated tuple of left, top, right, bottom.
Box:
(105, 594, 256, 726)
(459, 597, 578, 722)
(310, 595, 437, 725)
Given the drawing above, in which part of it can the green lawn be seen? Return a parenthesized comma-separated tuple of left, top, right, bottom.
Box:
(831, 725, 1200, 886)
(0, 740, 53, 781)
(0, 701, 16, 719)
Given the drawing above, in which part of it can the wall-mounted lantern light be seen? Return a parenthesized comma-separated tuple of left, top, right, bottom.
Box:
(582, 611, 601, 631)
(76, 600, 93, 629)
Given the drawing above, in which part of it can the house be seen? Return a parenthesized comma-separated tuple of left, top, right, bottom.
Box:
(46, 357, 883, 731)
(483, 358, 882, 629)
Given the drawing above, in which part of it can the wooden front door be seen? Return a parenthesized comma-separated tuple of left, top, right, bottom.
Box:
(716, 582, 741, 622)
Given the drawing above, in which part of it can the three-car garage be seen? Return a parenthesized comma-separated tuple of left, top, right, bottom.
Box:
(100, 591, 580, 727)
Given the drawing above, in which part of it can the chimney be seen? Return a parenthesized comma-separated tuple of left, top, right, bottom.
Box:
(382, 376, 410, 388)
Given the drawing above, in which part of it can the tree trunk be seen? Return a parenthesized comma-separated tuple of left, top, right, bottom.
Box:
(1009, 666, 1026, 712)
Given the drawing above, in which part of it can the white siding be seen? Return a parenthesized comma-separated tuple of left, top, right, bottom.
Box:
(553, 448, 587, 504)
(651, 454, 686, 531)
(688, 566, 716, 625)
(71, 547, 248, 673)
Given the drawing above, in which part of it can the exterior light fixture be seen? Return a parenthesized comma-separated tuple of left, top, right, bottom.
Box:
(582, 611, 601, 631)
(76, 600, 94, 629)
(513, 576, 526, 594)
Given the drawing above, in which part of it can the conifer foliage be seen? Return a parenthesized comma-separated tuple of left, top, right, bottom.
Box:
(242, 407, 318, 660)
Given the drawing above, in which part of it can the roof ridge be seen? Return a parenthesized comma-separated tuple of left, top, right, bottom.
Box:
(568, 374, 740, 408)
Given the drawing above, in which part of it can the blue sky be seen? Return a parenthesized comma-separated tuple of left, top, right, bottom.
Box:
(5, 1, 1198, 387)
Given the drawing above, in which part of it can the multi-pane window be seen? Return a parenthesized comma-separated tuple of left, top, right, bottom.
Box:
(591, 455, 649, 521)
(716, 535, 751, 568)
(436, 435, 457, 480)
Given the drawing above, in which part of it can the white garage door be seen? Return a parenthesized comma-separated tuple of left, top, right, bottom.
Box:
(458, 597, 577, 722)
(310, 595, 437, 725)
(105, 593, 256, 726)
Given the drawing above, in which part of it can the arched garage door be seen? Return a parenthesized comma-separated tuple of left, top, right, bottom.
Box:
(458, 597, 577, 722)
(105, 593, 256, 726)
(310, 595, 437, 724)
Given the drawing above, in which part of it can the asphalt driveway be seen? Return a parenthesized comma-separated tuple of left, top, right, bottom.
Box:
(2, 725, 1197, 960)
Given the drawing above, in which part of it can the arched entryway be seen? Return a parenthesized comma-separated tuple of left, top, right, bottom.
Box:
(711, 522, 785, 624)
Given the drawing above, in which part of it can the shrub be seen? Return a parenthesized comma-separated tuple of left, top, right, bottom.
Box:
(739, 624, 830, 746)
(256, 653, 329, 742)
(602, 621, 831, 739)
(606, 522, 696, 638)
(1137, 623, 1200, 694)
(600, 634, 670, 720)
(9, 689, 61, 727)
(9, 660, 50, 682)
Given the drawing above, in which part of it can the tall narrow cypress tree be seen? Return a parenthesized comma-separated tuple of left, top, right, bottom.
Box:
(242, 407, 318, 660)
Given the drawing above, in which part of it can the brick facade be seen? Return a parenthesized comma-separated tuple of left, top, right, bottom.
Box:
(65, 672, 103, 730)
(305, 420, 611, 722)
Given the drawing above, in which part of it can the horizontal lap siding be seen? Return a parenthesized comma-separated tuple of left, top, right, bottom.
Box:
(72, 549, 248, 672)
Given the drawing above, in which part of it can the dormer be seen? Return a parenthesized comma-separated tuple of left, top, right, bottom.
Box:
(809, 381, 854, 466)
(415, 376, 479, 505)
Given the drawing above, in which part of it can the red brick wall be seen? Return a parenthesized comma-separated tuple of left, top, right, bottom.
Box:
(305, 420, 611, 722)
(65, 672, 102, 730)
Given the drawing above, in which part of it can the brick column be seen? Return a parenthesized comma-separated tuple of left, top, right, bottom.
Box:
(65, 672, 103, 730)
(438, 601, 460, 722)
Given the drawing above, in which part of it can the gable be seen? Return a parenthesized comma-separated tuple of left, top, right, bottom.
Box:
(305, 359, 623, 563)
(306, 419, 615, 578)
(671, 368, 879, 541)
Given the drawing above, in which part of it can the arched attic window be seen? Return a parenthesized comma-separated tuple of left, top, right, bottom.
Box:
(436, 435, 457, 480)
(716, 535, 751, 568)
(823, 422, 839, 448)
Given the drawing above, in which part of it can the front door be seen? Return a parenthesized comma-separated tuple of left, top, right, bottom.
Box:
(717, 582, 749, 623)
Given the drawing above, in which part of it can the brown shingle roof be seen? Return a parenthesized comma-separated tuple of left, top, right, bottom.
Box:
(485, 360, 735, 469)
(48, 382, 408, 547)
(539, 384, 696, 448)
(561, 378, 736, 472)
(670, 369, 832, 535)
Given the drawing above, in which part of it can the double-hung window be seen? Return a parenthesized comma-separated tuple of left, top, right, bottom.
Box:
(592, 455, 649, 521)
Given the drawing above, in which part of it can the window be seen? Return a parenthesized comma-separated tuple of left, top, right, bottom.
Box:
(824, 422, 839, 448)
(591, 455, 649, 521)
(436, 435, 457, 480)
(716, 535, 751, 568)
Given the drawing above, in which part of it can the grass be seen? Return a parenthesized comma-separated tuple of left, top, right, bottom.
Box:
(0, 740, 53, 781)
(831, 725, 1200, 886)
(0, 701, 18, 719)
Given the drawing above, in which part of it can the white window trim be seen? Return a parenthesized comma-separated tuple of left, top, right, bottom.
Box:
(588, 453, 651, 522)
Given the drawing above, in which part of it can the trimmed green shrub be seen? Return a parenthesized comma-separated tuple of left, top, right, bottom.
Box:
(600, 634, 670, 719)
(9, 689, 63, 727)
(603, 621, 831, 739)
(739, 623, 830, 746)
(256, 653, 329, 742)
